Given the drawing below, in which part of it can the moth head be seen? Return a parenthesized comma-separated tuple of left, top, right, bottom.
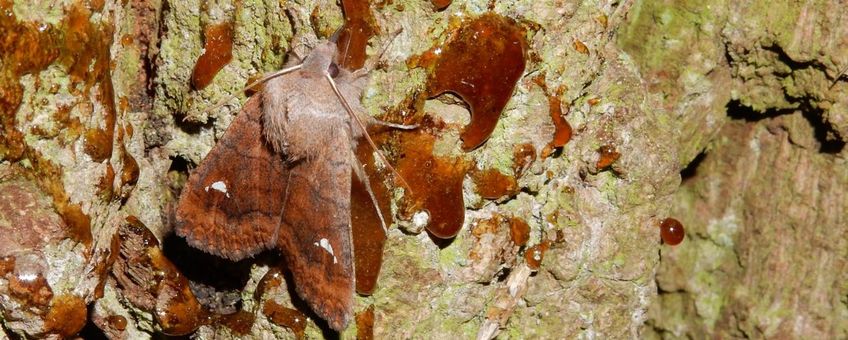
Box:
(301, 41, 340, 79)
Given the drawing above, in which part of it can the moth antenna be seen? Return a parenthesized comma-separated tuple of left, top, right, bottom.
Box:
(352, 156, 388, 233)
(323, 73, 414, 195)
(329, 26, 344, 43)
(341, 27, 353, 66)
(361, 28, 403, 74)
(199, 64, 304, 116)
(376, 28, 402, 63)
(522, 67, 542, 80)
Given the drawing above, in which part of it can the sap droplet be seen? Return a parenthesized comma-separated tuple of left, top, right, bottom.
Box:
(431, 0, 452, 10)
(106, 315, 128, 331)
(60, 204, 93, 246)
(98, 163, 115, 197)
(9, 253, 53, 307)
(219, 310, 256, 335)
(263, 300, 306, 338)
(512, 143, 536, 176)
(84, 127, 113, 162)
(255, 267, 285, 300)
(119, 141, 139, 189)
(44, 294, 87, 337)
(152, 250, 208, 336)
(659, 218, 685, 245)
(508, 217, 530, 246)
(596, 145, 620, 170)
(524, 241, 550, 270)
(120, 34, 133, 46)
(355, 305, 376, 339)
(470, 168, 519, 200)
(573, 39, 589, 54)
(533, 77, 572, 158)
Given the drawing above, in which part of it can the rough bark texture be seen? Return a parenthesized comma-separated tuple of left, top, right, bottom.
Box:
(623, 1, 848, 339)
(0, 0, 846, 339)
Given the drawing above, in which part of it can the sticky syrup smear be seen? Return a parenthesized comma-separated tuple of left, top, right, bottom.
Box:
(119, 125, 139, 188)
(351, 139, 391, 294)
(0, 1, 144, 247)
(92, 233, 121, 299)
(44, 294, 87, 337)
(394, 126, 470, 239)
(1, 252, 87, 337)
(337, 13, 529, 243)
(337, 0, 377, 70)
(191, 22, 234, 90)
(331, 0, 395, 293)
(411, 13, 527, 151)
(122, 217, 207, 336)
(388, 13, 527, 239)
(255, 268, 306, 336)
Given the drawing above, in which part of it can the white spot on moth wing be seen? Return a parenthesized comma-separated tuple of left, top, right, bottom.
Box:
(210, 181, 227, 193)
(17, 272, 38, 282)
(205, 180, 231, 198)
(313, 238, 338, 264)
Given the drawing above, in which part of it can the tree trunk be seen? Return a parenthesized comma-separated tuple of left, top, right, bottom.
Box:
(0, 0, 845, 339)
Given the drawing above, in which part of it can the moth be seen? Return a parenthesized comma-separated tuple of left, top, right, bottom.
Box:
(174, 36, 410, 331)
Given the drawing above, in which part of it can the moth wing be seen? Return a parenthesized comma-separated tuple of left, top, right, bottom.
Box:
(276, 119, 354, 331)
(175, 96, 287, 261)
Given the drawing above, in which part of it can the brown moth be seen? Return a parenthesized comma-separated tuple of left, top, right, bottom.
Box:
(175, 39, 402, 331)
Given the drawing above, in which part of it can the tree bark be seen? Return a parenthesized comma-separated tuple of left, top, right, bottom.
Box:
(0, 0, 845, 339)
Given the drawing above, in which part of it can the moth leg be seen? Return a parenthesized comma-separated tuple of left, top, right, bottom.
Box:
(360, 28, 403, 75)
(351, 68, 369, 79)
(324, 73, 413, 194)
(274, 170, 295, 243)
(366, 116, 417, 130)
(351, 155, 388, 233)
(830, 62, 848, 88)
